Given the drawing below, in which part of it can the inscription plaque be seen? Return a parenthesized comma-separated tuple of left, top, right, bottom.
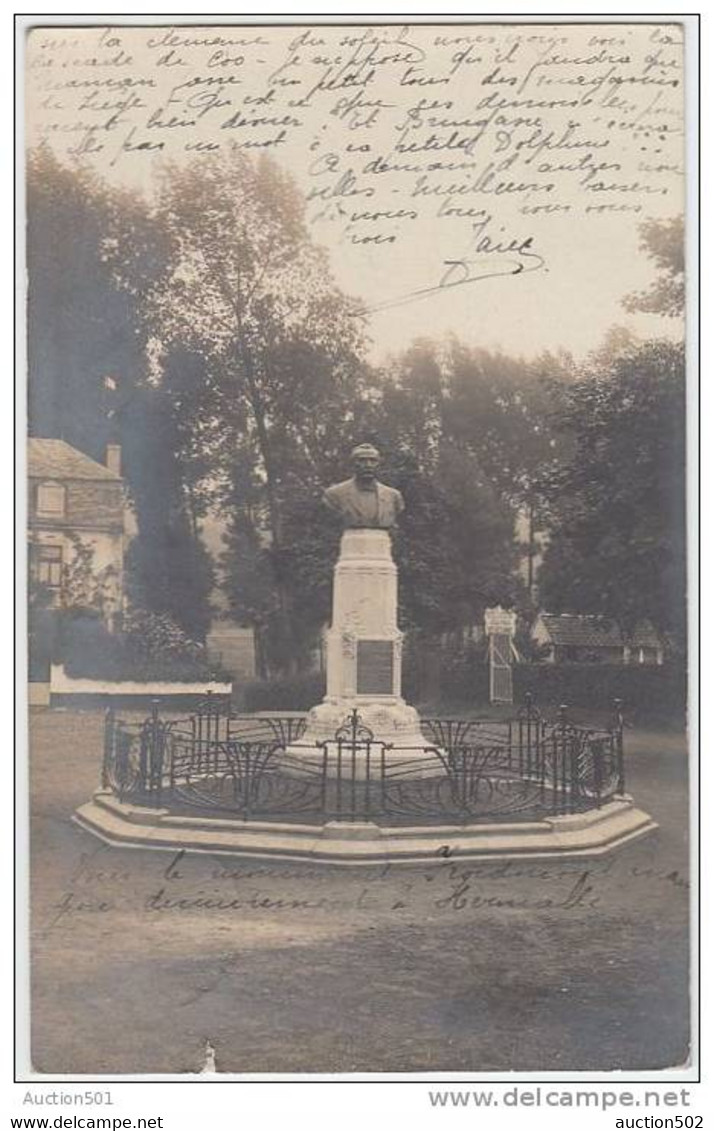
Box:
(356, 640, 394, 695)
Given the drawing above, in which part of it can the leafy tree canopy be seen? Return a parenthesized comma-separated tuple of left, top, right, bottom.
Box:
(623, 216, 685, 319)
(27, 145, 214, 638)
(536, 338, 686, 640)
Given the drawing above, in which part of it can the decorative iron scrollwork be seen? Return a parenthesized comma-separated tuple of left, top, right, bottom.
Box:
(332, 708, 375, 746)
(100, 698, 628, 826)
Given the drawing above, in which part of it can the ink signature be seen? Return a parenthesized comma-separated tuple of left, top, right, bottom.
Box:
(355, 219, 546, 316)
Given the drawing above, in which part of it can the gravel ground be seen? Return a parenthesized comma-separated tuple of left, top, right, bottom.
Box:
(28, 709, 690, 1075)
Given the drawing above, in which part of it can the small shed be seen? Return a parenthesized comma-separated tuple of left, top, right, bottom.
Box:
(531, 613, 664, 665)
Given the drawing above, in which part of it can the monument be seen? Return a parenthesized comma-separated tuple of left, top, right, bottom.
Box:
(76, 453, 656, 861)
(299, 444, 427, 751)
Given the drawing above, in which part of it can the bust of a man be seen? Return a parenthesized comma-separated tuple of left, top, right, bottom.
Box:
(323, 444, 405, 529)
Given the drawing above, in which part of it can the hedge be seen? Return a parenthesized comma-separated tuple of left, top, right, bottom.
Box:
(234, 659, 684, 723)
(514, 662, 686, 722)
(56, 614, 230, 683)
(240, 672, 326, 712)
(408, 651, 685, 722)
(29, 608, 57, 681)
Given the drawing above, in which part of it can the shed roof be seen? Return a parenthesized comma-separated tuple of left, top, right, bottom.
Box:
(28, 438, 120, 482)
(538, 613, 661, 649)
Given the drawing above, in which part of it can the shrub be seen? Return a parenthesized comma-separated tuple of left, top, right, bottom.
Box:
(439, 646, 490, 706)
(29, 607, 59, 681)
(122, 608, 205, 662)
(240, 671, 326, 712)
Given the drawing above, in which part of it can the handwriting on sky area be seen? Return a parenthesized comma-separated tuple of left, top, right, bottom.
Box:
(27, 24, 684, 274)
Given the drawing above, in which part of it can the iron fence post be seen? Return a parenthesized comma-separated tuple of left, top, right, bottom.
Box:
(116, 727, 130, 803)
(593, 738, 604, 807)
(557, 704, 569, 812)
(613, 697, 626, 795)
(569, 733, 580, 814)
(319, 742, 328, 815)
(350, 730, 357, 822)
(520, 691, 535, 777)
(150, 698, 162, 800)
(336, 738, 343, 817)
(244, 743, 252, 818)
(138, 724, 150, 797)
(204, 689, 214, 744)
(539, 718, 547, 803)
(102, 706, 115, 790)
(524, 693, 533, 779)
(168, 735, 176, 795)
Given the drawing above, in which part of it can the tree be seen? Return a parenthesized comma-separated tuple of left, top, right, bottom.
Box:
(118, 361, 216, 642)
(441, 339, 572, 507)
(371, 340, 526, 637)
(27, 146, 147, 459)
(27, 146, 214, 639)
(537, 211, 686, 642)
(439, 340, 574, 608)
(536, 338, 686, 641)
(623, 216, 685, 319)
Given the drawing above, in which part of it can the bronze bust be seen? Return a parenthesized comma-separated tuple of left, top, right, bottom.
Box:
(323, 444, 405, 529)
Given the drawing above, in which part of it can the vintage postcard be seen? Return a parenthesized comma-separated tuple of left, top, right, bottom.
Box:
(21, 16, 694, 1082)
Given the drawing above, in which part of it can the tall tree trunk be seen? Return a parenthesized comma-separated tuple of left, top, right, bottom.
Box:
(527, 499, 536, 603)
(236, 342, 297, 673)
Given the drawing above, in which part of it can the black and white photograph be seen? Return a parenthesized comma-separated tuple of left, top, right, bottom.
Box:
(19, 14, 695, 1088)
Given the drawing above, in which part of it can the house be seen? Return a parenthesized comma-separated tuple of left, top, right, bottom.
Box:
(531, 613, 664, 666)
(28, 438, 125, 627)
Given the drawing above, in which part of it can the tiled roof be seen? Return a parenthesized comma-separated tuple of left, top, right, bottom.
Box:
(28, 438, 120, 481)
(539, 614, 661, 649)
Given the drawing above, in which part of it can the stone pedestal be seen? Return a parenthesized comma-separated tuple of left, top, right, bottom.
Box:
(300, 529, 427, 750)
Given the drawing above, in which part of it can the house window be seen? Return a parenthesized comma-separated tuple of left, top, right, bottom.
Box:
(35, 544, 63, 589)
(36, 483, 66, 517)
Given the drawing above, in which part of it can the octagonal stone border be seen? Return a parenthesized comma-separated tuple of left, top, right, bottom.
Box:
(73, 791, 657, 866)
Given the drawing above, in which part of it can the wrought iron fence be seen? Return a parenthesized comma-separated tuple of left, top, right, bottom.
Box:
(101, 693, 626, 826)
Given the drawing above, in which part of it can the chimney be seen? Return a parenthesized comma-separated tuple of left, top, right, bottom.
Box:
(106, 443, 122, 477)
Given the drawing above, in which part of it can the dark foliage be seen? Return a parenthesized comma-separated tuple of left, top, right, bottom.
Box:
(537, 339, 686, 642)
(58, 613, 228, 683)
(27, 146, 214, 639)
(239, 671, 327, 712)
